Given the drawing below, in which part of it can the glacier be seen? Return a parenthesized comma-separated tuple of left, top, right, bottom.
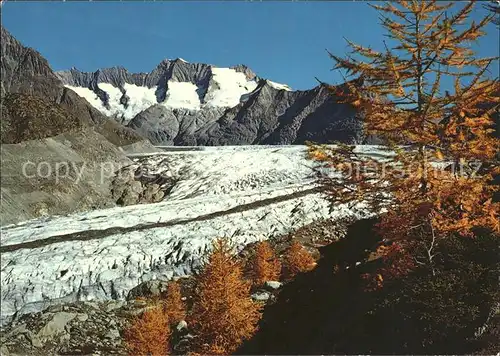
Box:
(0, 145, 386, 325)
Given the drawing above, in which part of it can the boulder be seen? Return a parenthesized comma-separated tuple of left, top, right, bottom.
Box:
(117, 180, 143, 206)
(264, 281, 282, 290)
(251, 291, 271, 302)
(176, 320, 188, 332)
(126, 280, 170, 300)
(142, 183, 164, 203)
(36, 312, 77, 342)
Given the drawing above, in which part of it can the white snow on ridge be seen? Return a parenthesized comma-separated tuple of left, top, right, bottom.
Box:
(122, 83, 158, 119)
(65, 83, 157, 123)
(143, 146, 318, 199)
(64, 85, 109, 113)
(0, 145, 380, 325)
(162, 81, 201, 110)
(204, 67, 259, 108)
(65, 66, 264, 116)
(267, 80, 292, 91)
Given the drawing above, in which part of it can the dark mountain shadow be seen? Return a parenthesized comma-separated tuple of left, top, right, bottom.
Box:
(237, 219, 499, 355)
(236, 217, 384, 355)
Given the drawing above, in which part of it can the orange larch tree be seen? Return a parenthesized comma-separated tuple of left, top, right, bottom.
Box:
(309, 0, 499, 275)
(189, 238, 262, 355)
(124, 306, 171, 356)
(162, 280, 186, 326)
(248, 241, 282, 286)
(284, 241, 317, 279)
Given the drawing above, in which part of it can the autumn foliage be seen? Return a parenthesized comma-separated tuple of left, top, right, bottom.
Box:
(362, 243, 416, 291)
(162, 281, 186, 325)
(284, 241, 317, 279)
(123, 281, 184, 355)
(309, 1, 499, 280)
(189, 238, 262, 355)
(124, 306, 171, 356)
(248, 241, 282, 286)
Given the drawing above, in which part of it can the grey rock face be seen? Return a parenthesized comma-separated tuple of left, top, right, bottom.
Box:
(2, 24, 366, 147)
(119, 180, 144, 206)
(110, 165, 176, 206)
(232, 64, 258, 80)
(0, 128, 133, 226)
(128, 81, 365, 146)
(129, 105, 226, 145)
(0, 301, 146, 355)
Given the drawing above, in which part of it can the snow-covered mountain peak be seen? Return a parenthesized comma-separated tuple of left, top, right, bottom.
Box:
(57, 60, 269, 123)
(56, 58, 364, 146)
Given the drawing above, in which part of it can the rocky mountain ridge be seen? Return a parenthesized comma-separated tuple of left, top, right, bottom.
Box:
(58, 60, 367, 146)
(0, 26, 145, 147)
(0, 26, 156, 225)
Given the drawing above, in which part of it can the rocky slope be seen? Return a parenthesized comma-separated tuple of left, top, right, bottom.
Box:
(58, 61, 366, 146)
(1, 128, 132, 226)
(0, 27, 156, 225)
(0, 26, 144, 147)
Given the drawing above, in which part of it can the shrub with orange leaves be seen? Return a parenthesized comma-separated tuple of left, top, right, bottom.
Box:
(284, 241, 317, 279)
(124, 306, 171, 356)
(162, 281, 186, 325)
(248, 241, 281, 286)
(189, 238, 262, 355)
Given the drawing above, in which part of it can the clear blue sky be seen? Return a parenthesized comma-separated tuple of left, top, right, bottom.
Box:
(2, 1, 498, 90)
